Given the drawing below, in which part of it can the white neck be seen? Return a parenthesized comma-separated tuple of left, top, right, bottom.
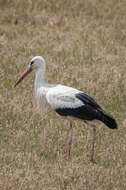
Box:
(34, 66, 57, 94)
(34, 68, 46, 92)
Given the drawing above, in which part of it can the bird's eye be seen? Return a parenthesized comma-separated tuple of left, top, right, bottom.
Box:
(30, 61, 34, 65)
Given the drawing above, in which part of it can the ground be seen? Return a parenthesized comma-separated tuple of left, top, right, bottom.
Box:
(0, 0, 126, 189)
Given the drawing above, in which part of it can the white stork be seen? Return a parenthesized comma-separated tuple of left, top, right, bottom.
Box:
(14, 56, 118, 162)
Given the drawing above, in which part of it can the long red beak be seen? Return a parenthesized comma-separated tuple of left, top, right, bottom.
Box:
(14, 66, 32, 87)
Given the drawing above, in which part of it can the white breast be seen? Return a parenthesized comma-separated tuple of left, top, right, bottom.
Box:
(35, 87, 50, 112)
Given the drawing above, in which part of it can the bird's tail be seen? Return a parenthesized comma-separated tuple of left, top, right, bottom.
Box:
(98, 109, 118, 129)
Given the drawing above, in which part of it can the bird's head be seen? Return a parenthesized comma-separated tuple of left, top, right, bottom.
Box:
(30, 56, 46, 70)
(14, 56, 46, 87)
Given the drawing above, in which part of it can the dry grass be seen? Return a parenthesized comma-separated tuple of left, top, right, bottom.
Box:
(0, 0, 126, 189)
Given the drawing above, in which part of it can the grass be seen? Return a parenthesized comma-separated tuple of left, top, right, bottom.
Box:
(0, 0, 126, 189)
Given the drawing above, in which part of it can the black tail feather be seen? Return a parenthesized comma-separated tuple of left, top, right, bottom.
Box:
(99, 110, 118, 129)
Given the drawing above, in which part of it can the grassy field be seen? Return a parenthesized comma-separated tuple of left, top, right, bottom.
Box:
(0, 0, 126, 189)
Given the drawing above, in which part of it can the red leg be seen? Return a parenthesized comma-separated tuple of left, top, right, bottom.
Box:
(84, 121, 96, 163)
(90, 124, 96, 163)
(67, 121, 72, 158)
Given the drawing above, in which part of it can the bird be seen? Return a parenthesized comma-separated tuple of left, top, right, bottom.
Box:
(14, 56, 118, 162)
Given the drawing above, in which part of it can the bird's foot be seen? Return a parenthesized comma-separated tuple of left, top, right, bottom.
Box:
(89, 155, 96, 163)
(90, 158, 96, 164)
(67, 148, 71, 160)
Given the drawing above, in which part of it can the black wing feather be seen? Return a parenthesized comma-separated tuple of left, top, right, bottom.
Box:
(56, 93, 102, 121)
(55, 93, 118, 129)
(76, 93, 102, 110)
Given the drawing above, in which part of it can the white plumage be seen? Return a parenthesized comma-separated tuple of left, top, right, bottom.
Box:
(46, 85, 84, 110)
(14, 56, 117, 162)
